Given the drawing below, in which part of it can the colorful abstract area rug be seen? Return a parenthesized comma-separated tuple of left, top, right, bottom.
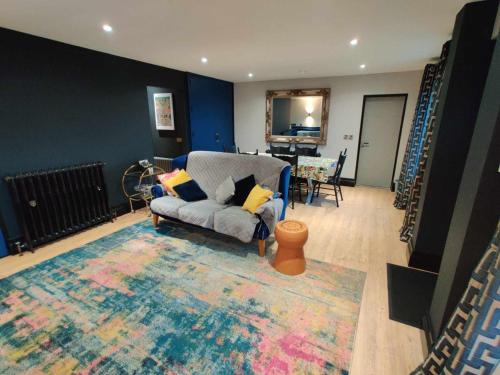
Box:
(0, 220, 366, 374)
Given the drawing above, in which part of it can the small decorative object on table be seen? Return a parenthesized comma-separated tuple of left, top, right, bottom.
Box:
(274, 219, 308, 275)
(121, 160, 165, 214)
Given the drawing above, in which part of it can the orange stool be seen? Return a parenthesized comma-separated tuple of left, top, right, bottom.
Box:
(274, 220, 308, 275)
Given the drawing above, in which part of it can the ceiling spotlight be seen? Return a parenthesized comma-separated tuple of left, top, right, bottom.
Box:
(201, 57, 208, 64)
(248, 73, 254, 78)
(102, 24, 113, 32)
(350, 38, 358, 46)
(360, 64, 366, 69)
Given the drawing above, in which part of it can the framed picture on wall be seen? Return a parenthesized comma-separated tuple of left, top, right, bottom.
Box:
(153, 93, 175, 130)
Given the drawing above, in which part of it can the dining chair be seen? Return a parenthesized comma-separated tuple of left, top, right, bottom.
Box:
(293, 145, 319, 200)
(237, 147, 258, 155)
(272, 153, 299, 209)
(270, 143, 292, 155)
(295, 144, 318, 156)
(314, 149, 347, 207)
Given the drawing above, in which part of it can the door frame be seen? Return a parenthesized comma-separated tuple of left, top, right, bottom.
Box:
(354, 93, 408, 190)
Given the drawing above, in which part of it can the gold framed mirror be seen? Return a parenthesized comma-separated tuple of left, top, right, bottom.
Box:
(265, 88, 330, 145)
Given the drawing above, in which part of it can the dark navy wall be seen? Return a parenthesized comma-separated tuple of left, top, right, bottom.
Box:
(187, 73, 234, 151)
(0, 28, 192, 243)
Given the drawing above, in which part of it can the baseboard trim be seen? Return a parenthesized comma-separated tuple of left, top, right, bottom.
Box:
(113, 201, 147, 217)
(340, 178, 356, 187)
(422, 310, 436, 351)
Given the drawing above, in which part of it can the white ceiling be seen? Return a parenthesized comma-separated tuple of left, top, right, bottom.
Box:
(0, 0, 469, 82)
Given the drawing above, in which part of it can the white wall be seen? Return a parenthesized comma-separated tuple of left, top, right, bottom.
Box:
(234, 70, 423, 180)
(289, 96, 323, 127)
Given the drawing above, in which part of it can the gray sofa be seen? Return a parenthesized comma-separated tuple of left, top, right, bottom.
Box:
(150, 151, 290, 256)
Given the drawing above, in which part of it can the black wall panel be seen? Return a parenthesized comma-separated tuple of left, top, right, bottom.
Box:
(429, 35, 500, 338)
(409, 0, 497, 272)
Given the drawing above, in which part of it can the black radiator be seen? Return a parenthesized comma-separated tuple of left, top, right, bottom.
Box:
(5, 162, 112, 251)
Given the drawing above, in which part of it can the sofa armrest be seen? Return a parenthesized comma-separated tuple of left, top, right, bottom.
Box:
(254, 217, 270, 240)
(255, 198, 284, 234)
(151, 184, 166, 199)
(173, 154, 188, 170)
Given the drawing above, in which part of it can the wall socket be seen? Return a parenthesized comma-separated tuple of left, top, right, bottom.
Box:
(343, 134, 354, 140)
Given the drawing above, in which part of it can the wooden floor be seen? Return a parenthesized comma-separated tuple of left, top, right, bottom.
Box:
(0, 186, 426, 374)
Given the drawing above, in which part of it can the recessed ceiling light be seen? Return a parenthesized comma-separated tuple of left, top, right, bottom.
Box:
(201, 57, 208, 64)
(102, 24, 113, 32)
(248, 73, 254, 78)
(350, 38, 358, 46)
(360, 64, 366, 69)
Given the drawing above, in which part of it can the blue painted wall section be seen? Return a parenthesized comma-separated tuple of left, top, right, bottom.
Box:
(187, 73, 234, 151)
(0, 230, 7, 257)
(0, 29, 235, 256)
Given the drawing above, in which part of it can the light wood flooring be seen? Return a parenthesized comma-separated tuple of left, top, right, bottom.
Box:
(0, 185, 426, 374)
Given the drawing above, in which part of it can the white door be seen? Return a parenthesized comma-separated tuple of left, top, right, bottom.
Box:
(357, 95, 406, 188)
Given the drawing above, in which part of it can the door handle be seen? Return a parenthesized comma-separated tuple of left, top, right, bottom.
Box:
(215, 132, 220, 143)
(361, 141, 370, 148)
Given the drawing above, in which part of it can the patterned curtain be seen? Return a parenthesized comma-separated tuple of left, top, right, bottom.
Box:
(400, 42, 450, 242)
(411, 219, 499, 374)
(394, 64, 437, 209)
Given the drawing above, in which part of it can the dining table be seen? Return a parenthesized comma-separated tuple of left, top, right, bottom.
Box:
(258, 153, 337, 205)
(294, 156, 337, 204)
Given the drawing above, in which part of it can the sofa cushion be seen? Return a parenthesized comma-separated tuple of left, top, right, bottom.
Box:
(164, 169, 192, 196)
(158, 169, 179, 191)
(214, 206, 260, 243)
(173, 179, 207, 202)
(234, 175, 256, 206)
(178, 199, 227, 229)
(215, 176, 235, 204)
(242, 184, 273, 214)
(150, 196, 188, 219)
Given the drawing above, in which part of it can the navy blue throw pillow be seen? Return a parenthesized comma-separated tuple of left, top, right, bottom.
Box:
(234, 174, 256, 206)
(173, 180, 207, 202)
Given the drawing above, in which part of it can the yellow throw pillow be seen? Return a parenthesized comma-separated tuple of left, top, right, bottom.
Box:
(242, 184, 273, 214)
(165, 169, 192, 196)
